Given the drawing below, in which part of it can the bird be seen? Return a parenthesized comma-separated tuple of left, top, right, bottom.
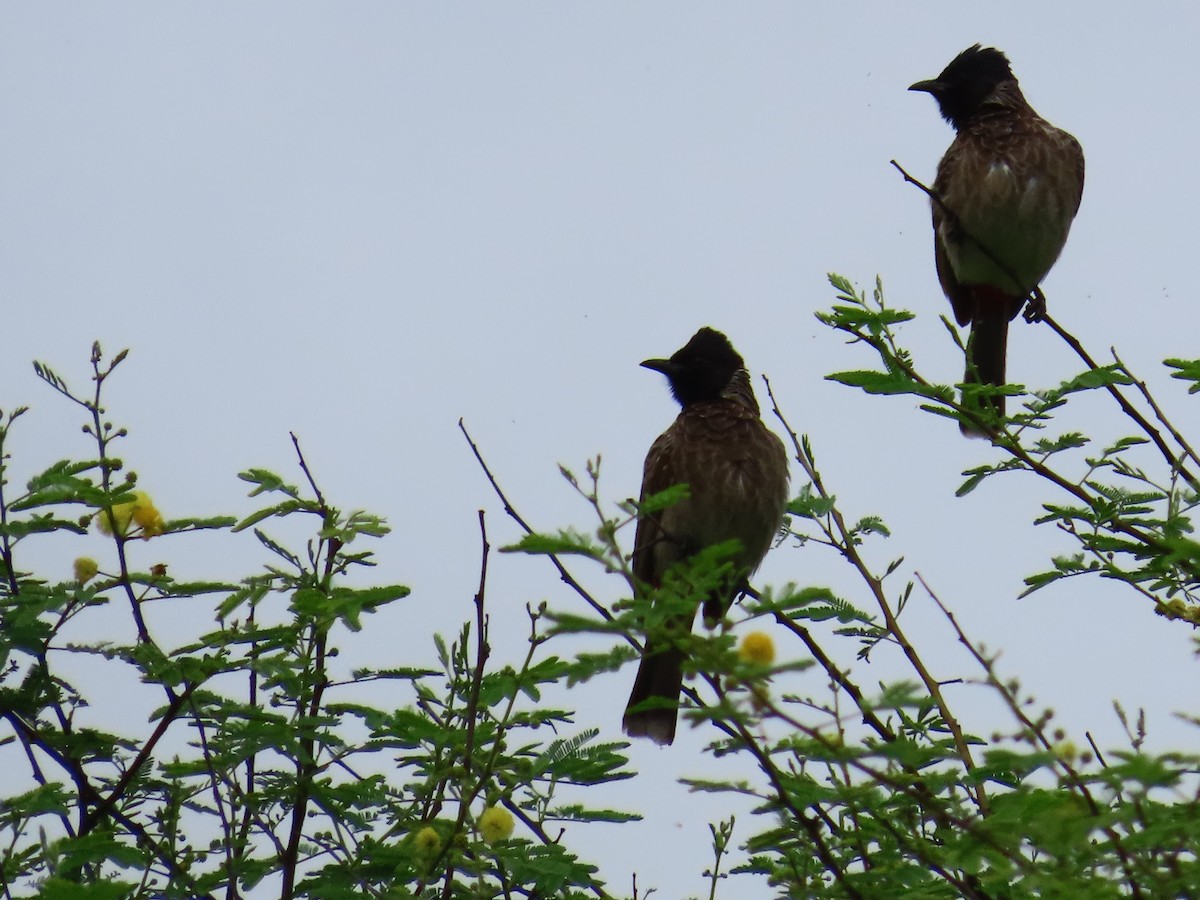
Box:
(910, 45, 1085, 436)
(623, 327, 790, 745)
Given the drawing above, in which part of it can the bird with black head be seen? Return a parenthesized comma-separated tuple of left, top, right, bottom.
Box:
(911, 45, 1085, 436)
(623, 327, 790, 745)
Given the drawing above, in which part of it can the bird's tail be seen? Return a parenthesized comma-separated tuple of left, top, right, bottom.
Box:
(622, 642, 685, 746)
(961, 302, 1012, 438)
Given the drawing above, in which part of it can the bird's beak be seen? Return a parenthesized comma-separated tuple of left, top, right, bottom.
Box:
(640, 358, 675, 376)
(908, 79, 943, 95)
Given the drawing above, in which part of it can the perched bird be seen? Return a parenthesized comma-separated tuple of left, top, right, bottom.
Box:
(910, 45, 1085, 436)
(623, 327, 789, 745)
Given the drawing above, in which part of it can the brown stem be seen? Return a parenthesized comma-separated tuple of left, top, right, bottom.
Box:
(1039, 315, 1199, 490)
(1110, 348, 1200, 480)
(281, 440, 335, 899)
(919, 574, 1147, 898)
(765, 377, 988, 814)
(81, 683, 196, 831)
(705, 674, 863, 899)
(459, 419, 616, 626)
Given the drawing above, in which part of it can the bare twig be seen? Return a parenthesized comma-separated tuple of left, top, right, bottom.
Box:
(290, 432, 327, 510)
(1040, 316, 1199, 490)
(459, 419, 616, 626)
(463, 510, 492, 777)
(1111, 348, 1200, 477)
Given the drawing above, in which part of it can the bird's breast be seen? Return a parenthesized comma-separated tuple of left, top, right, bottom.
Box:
(656, 407, 789, 573)
(937, 118, 1081, 295)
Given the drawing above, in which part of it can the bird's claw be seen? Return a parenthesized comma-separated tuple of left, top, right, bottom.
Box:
(1023, 290, 1047, 323)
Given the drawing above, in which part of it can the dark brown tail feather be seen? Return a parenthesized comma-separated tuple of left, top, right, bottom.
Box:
(961, 309, 1010, 437)
(622, 642, 685, 746)
(624, 581, 739, 745)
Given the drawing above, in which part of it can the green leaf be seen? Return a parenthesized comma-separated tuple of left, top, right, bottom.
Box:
(1164, 357, 1200, 393)
(852, 515, 890, 538)
(633, 483, 689, 516)
(237, 467, 301, 498)
(826, 369, 926, 396)
(502, 528, 603, 558)
(0, 514, 88, 539)
(12, 459, 111, 511)
(162, 514, 238, 532)
(1029, 432, 1090, 455)
(1055, 365, 1134, 395)
(37, 879, 134, 900)
(788, 483, 835, 519)
(233, 499, 316, 532)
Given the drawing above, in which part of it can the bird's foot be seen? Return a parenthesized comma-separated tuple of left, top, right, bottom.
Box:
(1023, 289, 1047, 323)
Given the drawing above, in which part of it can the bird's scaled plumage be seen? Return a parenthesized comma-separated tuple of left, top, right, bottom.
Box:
(911, 45, 1085, 436)
(623, 327, 790, 745)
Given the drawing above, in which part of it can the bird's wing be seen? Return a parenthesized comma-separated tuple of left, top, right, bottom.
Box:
(931, 141, 977, 327)
(631, 426, 678, 589)
(1063, 130, 1085, 216)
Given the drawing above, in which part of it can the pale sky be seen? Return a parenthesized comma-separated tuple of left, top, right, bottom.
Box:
(1, 6, 1198, 896)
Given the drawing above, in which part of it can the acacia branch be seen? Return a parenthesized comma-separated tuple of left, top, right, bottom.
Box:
(918, 573, 1147, 898)
(703, 673, 863, 899)
(281, 441, 335, 900)
(1111, 348, 1200, 477)
(823, 295, 1192, 570)
(765, 376, 988, 814)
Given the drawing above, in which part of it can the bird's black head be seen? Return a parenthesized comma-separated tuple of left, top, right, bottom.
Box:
(909, 44, 1016, 130)
(642, 327, 745, 407)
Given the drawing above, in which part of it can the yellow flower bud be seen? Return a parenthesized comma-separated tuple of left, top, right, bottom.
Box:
(1052, 741, 1079, 764)
(130, 492, 163, 533)
(738, 631, 776, 666)
(95, 503, 134, 537)
(73, 557, 99, 583)
(413, 826, 441, 856)
(479, 806, 514, 844)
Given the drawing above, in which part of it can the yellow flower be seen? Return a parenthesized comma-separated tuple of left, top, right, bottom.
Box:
(479, 806, 514, 844)
(1052, 741, 1079, 764)
(131, 495, 164, 536)
(95, 503, 133, 537)
(73, 557, 99, 583)
(413, 826, 441, 856)
(95, 492, 164, 539)
(738, 631, 776, 666)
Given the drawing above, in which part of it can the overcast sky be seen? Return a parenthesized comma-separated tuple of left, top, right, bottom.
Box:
(2, 6, 1198, 896)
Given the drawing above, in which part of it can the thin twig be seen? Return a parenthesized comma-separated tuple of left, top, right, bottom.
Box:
(891, 159, 1036, 310)
(1111, 348, 1200, 477)
(280, 441, 334, 900)
(704, 674, 863, 899)
(459, 419, 616, 625)
(463, 511, 492, 776)
(765, 376, 988, 814)
(82, 683, 197, 830)
(918, 573, 1147, 898)
(1039, 316, 1200, 490)
(290, 432, 326, 510)
(759, 601, 897, 746)
(6, 711, 215, 897)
